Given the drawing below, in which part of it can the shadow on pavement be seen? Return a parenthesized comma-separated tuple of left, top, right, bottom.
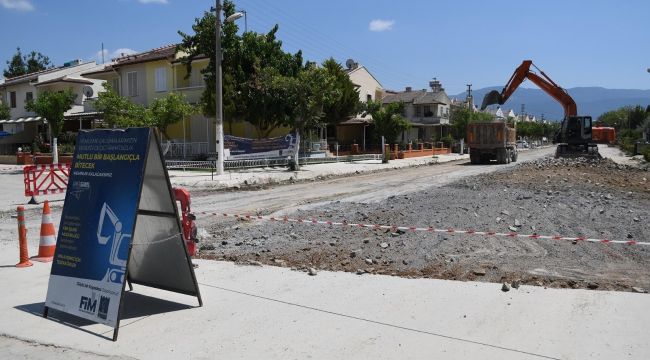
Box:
(14, 291, 194, 340)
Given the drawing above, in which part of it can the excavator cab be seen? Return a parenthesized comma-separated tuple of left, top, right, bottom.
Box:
(555, 116, 599, 158)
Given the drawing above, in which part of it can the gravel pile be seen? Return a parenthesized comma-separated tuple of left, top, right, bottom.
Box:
(201, 157, 650, 292)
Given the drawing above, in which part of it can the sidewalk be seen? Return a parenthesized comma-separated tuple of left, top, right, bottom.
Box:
(0, 253, 648, 359)
(169, 153, 469, 190)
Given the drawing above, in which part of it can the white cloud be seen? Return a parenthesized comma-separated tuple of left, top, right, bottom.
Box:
(369, 19, 395, 32)
(0, 0, 35, 11)
(137, 0, 169, 4)
(94, 48, 137, 63)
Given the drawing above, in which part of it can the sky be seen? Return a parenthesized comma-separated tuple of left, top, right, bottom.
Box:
(1, 0, 649, 95)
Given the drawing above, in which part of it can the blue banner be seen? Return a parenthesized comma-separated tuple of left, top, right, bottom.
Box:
(224, 134, 297, 160)
(45, 128, 150, 327)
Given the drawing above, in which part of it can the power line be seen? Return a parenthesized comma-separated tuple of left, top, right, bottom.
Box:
(236, 0, 424, 87)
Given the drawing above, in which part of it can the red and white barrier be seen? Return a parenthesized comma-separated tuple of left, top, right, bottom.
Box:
(23, 164, 71, 198)
(199, 212, 649, 247)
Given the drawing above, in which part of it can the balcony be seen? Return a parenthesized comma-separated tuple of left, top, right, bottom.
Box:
(172, 86, 204, 105)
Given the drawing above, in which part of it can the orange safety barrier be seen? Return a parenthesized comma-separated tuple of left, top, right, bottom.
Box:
(23, 164, 70, 203)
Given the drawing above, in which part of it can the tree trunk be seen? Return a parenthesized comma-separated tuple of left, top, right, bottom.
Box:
(52, 138, 59, 164)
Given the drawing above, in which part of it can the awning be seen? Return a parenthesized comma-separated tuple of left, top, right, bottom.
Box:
(0, 116, 45, 124)
(65, 111, 102, 119)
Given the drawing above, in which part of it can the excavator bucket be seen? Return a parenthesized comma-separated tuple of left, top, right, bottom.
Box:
(480, 90, 503, 110)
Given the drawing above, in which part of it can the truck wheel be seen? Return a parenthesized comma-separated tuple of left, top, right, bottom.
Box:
(496, 149, 506, 164)
(511, 149, 518, 162)
(506, 149, 511, 164)
(470, 151, 478, 164)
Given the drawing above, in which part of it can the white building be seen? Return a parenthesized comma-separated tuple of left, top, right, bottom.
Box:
(0, 61, 105, 153)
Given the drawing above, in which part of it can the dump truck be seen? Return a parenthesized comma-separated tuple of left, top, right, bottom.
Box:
(467, 121, 517, 164)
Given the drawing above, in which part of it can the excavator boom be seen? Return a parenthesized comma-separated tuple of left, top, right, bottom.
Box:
(481, 60, 577, 117)
(482, 60, 598, 158)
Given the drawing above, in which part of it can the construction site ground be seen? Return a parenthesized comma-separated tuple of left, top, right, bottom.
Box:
(201, 146, 650, 292)
(1, 145, 649, 359)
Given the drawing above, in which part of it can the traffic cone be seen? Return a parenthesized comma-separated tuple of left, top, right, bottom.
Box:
(33, 200, 56, 262)
(16, 206, 33, 268)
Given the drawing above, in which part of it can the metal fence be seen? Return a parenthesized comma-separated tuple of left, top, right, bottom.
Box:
(163, 142, 210, 158)
(165, 154, 383, 172)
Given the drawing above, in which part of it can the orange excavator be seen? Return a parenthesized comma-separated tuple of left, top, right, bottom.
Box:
(481, 60, 601, 158)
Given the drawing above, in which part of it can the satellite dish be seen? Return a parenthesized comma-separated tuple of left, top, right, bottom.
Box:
(82, 85, 94, 98)
(346, 58, 356, 70)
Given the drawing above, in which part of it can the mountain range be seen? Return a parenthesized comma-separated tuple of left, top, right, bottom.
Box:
(451, 87, 650, 121)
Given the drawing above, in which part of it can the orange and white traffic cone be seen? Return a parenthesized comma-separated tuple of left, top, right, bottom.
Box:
(33, 200, 56, 262)
(16, 206, 33, 268)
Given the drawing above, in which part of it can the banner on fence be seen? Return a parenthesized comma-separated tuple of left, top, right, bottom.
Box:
(224, 134, 297, 160)
(43, 127, 201, 341)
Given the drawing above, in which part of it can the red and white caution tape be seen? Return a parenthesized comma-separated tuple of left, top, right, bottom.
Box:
(0, 165, 25, 172)
(198, 212, 649, 246)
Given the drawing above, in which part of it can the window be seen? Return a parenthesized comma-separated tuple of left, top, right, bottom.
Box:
(583, 117, 591, 134)
(25, 92, 33, 103)
(189, 68, 203, 87)
(10, 91, 16, 108)
(127, 72, 138, 97)
(423, 105, 431, 117)
(415, 105, 422, 117)
(155, 67, 167, 92)
(366, 94, 372, 102)
(110, 78, 120, 94)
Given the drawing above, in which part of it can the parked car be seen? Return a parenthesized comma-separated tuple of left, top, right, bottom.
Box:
(516, 140, 529, 149)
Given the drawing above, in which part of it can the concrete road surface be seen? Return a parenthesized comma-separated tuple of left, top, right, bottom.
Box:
(1, 258, 649, 360)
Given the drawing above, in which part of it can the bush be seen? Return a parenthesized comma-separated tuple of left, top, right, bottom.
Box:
(643, 147, 650, 162)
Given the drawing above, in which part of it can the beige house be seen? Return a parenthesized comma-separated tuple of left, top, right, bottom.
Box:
(332, 59, 384, 150)
(0, 61, 105, 153)
(382, 78, 451, 143)
(82, 44, 213, 157)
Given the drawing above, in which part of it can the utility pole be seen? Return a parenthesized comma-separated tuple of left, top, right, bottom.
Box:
(520, 103, 525, 122)
(215, 0, 224, 175)
(466, 83, 473, 109)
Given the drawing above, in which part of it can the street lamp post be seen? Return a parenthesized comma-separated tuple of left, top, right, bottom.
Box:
(215, 1, 245, 175)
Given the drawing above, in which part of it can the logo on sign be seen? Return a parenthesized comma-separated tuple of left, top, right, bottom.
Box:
(98, 296, 110, 320)
(79, 295, 97, 314)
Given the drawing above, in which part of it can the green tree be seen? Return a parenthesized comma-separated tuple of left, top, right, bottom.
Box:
(25, 89, 77, 162)
(289, 65, 330, 136)
(94, 83, 151, 128)
(0, 101, 10, 120)
(177, 0, 239, 118)
(149, 93, 195, 139)
(451, 107, 492, 139)
(321, 58, 359, 125)
(628, 105, 646, 130)
(364, 100, 410, 144)
(3, 47, 53, 78)
(230, 27, 303, 137)
(178, 3, 316, 138)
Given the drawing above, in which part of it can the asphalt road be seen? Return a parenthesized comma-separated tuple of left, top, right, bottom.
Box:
(190, 147, 556, 217)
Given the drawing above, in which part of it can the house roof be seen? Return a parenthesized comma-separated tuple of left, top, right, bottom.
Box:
(382, 89, 450, 105)
(413, 91, 450, 105)
(35, 76, 94, 87)
(82, 44, 178, 76)
(0, 61, 97, 88)
(0, 67, 64, 87)
(345, 65, 383, 89)
(382, 89, 427, 104)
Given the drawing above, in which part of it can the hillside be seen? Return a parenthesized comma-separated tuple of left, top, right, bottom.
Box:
(451, 87, 650, 121)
